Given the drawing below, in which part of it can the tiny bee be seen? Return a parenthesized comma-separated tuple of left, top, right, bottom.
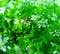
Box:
(21, 18, 30, 24)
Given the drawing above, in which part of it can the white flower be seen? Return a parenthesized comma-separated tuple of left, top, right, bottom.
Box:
(50, 42, 53, 45)
(17, 3, 22, 9)
(38, 25, 41, 28)
(52, 13, 57, 18)
(42, 24, 46, 28)
(46, 0, 52, 2)
(53, 14, 57, 17)
(0, 34, 2, 39)
(14, 45, 19, 50)
(49, 32, 53, 34)
(26, 46, 30, 52)
(5, 18, 10, 22)
(0, 7, 6, 14)
(54, 30, 57, 32)
(5, 18, 8, 20)
(48, 14, 50, 17)
(47, 24, 49, 27)
(7, 9, 10, 13)
(1, 46, 6, 52)
(31, 15, 40, 21)
(4, 37, 9, 43)
(56, 34, 59, 37)
(53, 50, 58, 54)
(42, 12, 45, 15)
(51, 13, 57, 21)
(50, 42, 54, 46)
(20, 19, 24, 23)
(50, 42, 57, 46)
(8, 1, 14, 9)
(13, 19, 19, 24)
(37, 0, 42, 3)
(7, 46, 11, 49)
(51, 17, 56, 21)
(55, 1, 60, 6)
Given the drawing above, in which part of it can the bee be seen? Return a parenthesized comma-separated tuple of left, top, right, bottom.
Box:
(24, 18, 30, 23)
(21, 18, 30, 24)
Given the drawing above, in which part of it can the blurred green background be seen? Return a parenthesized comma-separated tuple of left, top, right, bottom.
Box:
(0, 0, 60, 54)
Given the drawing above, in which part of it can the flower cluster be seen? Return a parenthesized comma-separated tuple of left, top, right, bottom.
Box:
(0, 7, 6, 14)
(31, 15, 40, 21)
(51, 13, 58, 21)
(0, 34, 11, 52)
(50, 30, 60, 37)
(37, 18, 49, 28)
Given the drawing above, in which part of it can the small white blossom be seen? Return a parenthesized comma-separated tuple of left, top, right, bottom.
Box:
(50, 42, 57, 46)
(7, 9, 10, 12)
(46, 0, 52, 2)
(55, 33, 60, 37)
(55, 1, 60, 6)
(51, 17, 56, 21)
(17, 3, 22, 9)
(51, 13, 57, 21)
(1, 46, 6, 52)
(53, 13, 57, 17)
(0, 7, 6, 14)
(48, 14, 50, 17)
(50, 42, 54, 46)
(42, 24, 46, 28)
(53, 50, 58, 54)
(49, 32, 53, 34)
(0, 34, 2, 39)
(47, 24, 49, 27)
(8, 1, 14, 9)
(26, 46, 30, 52)
(14, 45, 19, 50)
(13, 19, 19, 24)
(38, 25, 41, 28)
(4, 37, 9, 43)
(42, 12, 45, 15)
(54, 30, 57, 32)
(7, 46, 11, 49)
(5, 18, 8, 20)
(50, 42, 53, 45)
(31, 15, 39, 21)
(20, 19, 24, 23)
(5, 18, 10, 22)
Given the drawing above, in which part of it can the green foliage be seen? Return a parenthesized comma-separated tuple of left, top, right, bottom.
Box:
(0, 0, 60, 54)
